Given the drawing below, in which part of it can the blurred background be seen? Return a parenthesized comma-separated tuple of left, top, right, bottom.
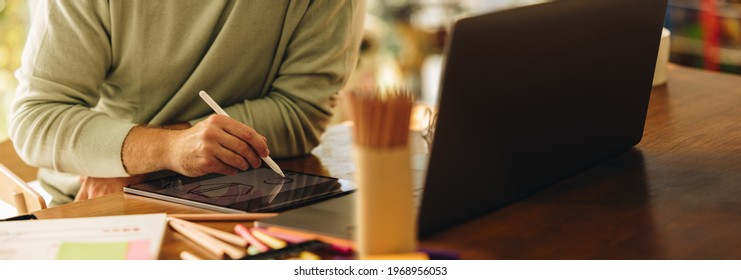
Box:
(1, 0, 740, 142)
(0, 0, 29, 142)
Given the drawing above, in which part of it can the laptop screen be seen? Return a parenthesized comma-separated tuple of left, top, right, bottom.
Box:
(418, 0, 668, 235)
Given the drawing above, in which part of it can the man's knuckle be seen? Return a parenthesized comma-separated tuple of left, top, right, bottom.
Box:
(196, 157, 211, 167)
(205, 115, 220, 124)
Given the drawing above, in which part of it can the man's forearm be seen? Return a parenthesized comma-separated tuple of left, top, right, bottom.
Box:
(121, 126, 178, 175)
(122, 123, 193, 175)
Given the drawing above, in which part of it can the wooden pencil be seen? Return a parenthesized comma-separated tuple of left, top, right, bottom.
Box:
(167, 213, 278, 221)
(168, 218, 246, 260)
(348, 87, 414, 149)
(168, 217, 248, 247)
(179, 251, 202, 260)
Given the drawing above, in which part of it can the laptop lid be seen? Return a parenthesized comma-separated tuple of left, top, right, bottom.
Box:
(256, 0, 668, 239)
(417, 0, 668, 235)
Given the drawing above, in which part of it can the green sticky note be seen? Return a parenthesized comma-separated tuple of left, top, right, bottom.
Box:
(56, 242, 129, 260)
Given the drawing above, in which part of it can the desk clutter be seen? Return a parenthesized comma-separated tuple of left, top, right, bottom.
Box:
(0, 211, 458, 260)
(167, 217, 458, 260)
(168, 215, 348, 260)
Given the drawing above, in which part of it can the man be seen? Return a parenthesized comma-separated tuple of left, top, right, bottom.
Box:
(10, 0, 365, 205)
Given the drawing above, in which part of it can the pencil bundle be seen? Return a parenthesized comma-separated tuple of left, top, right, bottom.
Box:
(347, 87, 417, 258)
(168, 217, 341, 260)
(347, 87, 414, 148)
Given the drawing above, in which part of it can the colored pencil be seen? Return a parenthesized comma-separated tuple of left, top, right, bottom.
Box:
(169, 218, 245, 259)
(168, 217, 248, 247)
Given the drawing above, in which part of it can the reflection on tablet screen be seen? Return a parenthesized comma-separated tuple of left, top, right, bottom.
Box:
(126, 167, 353, 212)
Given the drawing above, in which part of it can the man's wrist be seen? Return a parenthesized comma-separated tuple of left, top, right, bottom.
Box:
(122, 126, 179, 175)
(161, 122, 192, 130)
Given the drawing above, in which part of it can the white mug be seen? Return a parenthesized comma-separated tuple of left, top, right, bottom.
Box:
(652, 27, 671, 86)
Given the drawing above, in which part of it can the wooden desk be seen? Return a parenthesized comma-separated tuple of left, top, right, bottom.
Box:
(5, 65, 741, 259)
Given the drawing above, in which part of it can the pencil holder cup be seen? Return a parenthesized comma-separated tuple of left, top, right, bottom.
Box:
(353, 145, 417, 257)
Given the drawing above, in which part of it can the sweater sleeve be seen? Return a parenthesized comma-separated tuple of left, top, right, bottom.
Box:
(10, 0, 136, 177)
(190, 0, 366, 159)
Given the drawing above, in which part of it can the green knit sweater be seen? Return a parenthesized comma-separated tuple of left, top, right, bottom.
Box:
(10, 0, 364, 204)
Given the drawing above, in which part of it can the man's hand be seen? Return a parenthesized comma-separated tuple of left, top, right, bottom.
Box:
(122, 114, 270, 177)
(75, 175, 144, 202)
(166, 115, 270, 176)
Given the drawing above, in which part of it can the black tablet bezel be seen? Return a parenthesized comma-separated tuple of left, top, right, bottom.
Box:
(123, 167, 354, 213)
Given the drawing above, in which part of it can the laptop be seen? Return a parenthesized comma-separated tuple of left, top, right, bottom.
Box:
(259, 0, 668, 238)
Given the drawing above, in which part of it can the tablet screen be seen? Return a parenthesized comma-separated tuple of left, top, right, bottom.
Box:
(125, 167, 354, 213)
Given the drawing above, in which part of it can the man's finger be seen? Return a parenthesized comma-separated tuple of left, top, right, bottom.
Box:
(213, 132, 254, 170)
(75, 187, 88, 202)
(220, 118, 269, 158)
(211, 159, 241, 176)
(212, 144, 250, 171)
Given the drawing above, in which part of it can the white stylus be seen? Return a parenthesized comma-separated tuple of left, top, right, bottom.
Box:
(199, 90, 285, 177)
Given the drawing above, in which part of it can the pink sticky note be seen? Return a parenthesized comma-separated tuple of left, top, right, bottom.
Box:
(126, 239, 152, 260)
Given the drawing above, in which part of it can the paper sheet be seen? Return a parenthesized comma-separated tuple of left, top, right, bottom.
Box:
(0, 213, 166, 260)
